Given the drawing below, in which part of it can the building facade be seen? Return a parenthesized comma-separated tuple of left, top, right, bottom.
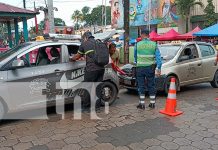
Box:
(190, 0, 218, 29)
(110, 0, 218, 36)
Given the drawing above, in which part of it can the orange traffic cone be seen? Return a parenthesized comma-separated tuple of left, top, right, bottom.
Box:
(160, 78, 183, 116)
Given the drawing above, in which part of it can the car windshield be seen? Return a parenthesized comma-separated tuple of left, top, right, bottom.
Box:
(0, 43, 31, 62)
(158, 45, 181, 60)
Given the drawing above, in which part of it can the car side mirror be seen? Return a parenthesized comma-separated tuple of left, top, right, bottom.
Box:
(178, 55, 189, 62)
(11, 59, 25, 69)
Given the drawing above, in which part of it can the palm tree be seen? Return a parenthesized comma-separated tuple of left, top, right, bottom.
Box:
(81, 6, 90, 16)
(71, 10, 83, 30)
(175, 0, 204, 32)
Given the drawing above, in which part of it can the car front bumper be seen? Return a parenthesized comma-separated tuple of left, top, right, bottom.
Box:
(118, 74, 166, 91)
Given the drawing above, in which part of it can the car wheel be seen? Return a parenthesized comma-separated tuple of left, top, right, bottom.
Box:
(98, 82, 118, 106)
(210, 71, 218, 88)
(0, 100, 5, 120)
(77, 89, 91, 108)
(164, 76, 179, 95)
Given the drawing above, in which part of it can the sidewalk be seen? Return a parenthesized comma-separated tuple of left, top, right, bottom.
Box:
(0, 87, 217, 150)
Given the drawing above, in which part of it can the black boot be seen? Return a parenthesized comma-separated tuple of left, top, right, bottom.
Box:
(148, 103, 155, 109)
(137, 104, 145, 109)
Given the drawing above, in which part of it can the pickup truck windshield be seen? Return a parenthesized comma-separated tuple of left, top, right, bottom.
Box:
(0, 43, 31, 62)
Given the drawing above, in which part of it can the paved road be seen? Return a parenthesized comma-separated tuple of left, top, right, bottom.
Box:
(0, 83, 218, 150)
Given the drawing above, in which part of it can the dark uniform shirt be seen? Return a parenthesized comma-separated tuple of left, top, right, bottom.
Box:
(78, 37, 104, 72)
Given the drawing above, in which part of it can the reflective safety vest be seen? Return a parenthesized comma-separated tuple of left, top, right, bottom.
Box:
(136, 39, 156, 67)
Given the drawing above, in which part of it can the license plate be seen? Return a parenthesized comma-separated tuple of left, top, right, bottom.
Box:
(124, 80, 131, 85)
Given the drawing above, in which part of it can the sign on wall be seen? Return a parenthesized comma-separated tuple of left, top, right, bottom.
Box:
(112, 0, 179, 28)
(111, 0, 124, 29)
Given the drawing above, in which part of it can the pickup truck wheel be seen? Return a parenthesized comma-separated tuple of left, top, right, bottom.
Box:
(164, 76, 179, 96)
(210, 71, 218, 88)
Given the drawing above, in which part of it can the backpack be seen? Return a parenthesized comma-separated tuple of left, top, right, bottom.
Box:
(93, 39, 109, 66)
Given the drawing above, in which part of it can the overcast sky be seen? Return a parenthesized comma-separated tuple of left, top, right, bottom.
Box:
(0, 0, 110, 28)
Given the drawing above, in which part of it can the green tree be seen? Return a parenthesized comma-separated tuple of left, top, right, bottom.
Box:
(81, 6, 90, 16)
(204, 0, 216, 27)
(39, 18, 66, 31)
(81, 6, 91, 26)
(54, 18, 66, 26)
(105, 6, 111, 25)
(75, 5, 111, 27)
(71, 10, 83, 30)
(175, 0, 204, 32)
(90, 5, 111, 26)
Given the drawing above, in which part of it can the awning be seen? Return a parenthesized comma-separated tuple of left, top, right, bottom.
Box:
(177, 26, 201, 40)
(153, 29, 180, 41)
(193, 24, 218, 37)
(149, 31, 159, 40)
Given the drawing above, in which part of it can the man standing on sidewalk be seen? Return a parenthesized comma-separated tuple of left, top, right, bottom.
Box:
(134, 30, 162, 109)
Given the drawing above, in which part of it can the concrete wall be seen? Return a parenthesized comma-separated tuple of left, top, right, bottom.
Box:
(157, 27, 179, 34)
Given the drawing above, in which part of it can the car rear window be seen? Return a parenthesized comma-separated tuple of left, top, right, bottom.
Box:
(198, 45, 215, 57)
(158, 45, 181, 60)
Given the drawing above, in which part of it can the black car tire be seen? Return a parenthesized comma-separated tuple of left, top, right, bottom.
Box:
(164, 76, 179, 96)
(78, 89, 91, 108)
(210, 71, 218, 88)
(98, 82, 118, 106)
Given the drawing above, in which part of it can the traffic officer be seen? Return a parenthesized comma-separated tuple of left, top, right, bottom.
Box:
(134, 29, 162, 109)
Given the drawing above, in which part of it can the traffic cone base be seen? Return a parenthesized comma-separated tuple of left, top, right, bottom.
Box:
(159, 109, 183, 116)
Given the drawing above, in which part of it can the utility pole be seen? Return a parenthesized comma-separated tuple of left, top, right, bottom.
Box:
(104, 0, 107, 27)
(102, 0, 104, 27)
(23, 0, 26, 8)
(124, 0, 129, 64)
(34, 1, 38, 34)
(47, 0, 55, 33)
(148, 0, 151, 31)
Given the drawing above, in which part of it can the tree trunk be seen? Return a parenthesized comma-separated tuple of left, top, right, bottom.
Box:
(124, 0, 129, 64)
(76, 18, 78, 31)
(186, 16, 189, 33)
